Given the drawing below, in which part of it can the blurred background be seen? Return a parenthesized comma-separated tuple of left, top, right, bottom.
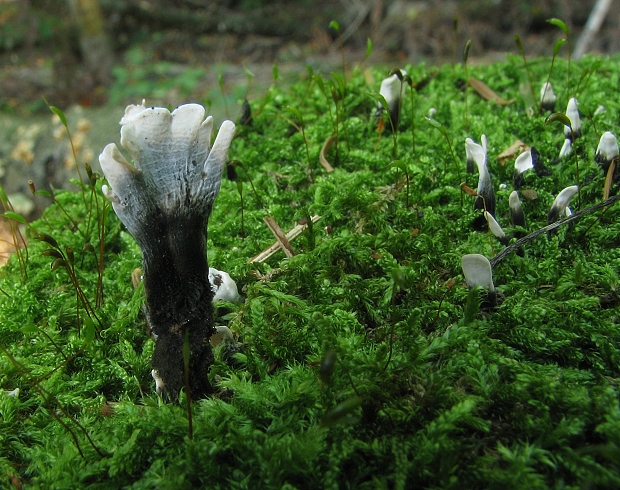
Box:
(0, 0, 618, 261)
(1, 0, 619, 112)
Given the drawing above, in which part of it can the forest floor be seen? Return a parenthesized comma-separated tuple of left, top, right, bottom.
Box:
(0, 1, 619, 265)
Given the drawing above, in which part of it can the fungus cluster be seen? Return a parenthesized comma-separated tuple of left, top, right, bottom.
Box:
(460, 84, 616, 310)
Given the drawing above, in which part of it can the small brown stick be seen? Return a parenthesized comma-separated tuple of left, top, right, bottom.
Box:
(249, 215, 322, 263)
(263, 216, 295, 258)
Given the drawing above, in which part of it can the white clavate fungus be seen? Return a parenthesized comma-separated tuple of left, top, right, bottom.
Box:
(209, 268, 241, 303)
(209, 326, 234, 347)
(466, 136, 496, 217)
(595, 131, 619, 175)
(100, 101, 236, 399)
(513, 150, 533, 189)
(484, 211, 508, 245)
(565, 98, 582, 139)
(151, 369, 165, 395)
(461, 254, 497, 305)
(559, 138, 572, 159)
(377, 69, 408, 131)
(540, 82, 556, 112)
(548, 185, 579, 225)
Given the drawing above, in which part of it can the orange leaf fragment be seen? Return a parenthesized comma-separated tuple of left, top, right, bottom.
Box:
(460, 182, 478, 197)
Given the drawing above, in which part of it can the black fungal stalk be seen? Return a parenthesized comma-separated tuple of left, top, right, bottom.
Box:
(100, 102, 235, 399)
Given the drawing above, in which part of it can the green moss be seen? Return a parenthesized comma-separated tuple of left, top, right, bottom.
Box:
(1, 54, 620, 488)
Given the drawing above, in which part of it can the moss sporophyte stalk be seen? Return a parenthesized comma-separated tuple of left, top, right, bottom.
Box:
(1, 52, 620, 488)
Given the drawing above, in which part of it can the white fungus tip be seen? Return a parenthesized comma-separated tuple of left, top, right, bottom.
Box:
(596, 131, 619, 162)
(461, 254, 495, 292)
(379, 69, 408, 105)
(210, 326, 234, 346)
(151, 369, 165, 395)
(565, 97, 581, 138)
(209, 267, 241, 303)
(514, 150, 533, 174)
(484, 211, 506, 239)
(540, 82, 556, 110)
(465, 138, 486, 174)
(552, 185, 579, 211)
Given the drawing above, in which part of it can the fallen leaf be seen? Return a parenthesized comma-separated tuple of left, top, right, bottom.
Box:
(468, 77, 515, 105)
(460, 182, 478, 197)
(10, 475, 22, 490)
(497, 139, 530, 165)
(521, 189, 539, 201)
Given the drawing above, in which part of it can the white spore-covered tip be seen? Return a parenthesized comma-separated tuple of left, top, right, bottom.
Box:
(209, 267, 241, 303)
(540, 82, 556, 111)
(379, 69, 407, 107)
(377, 68, 408, 130)
(509, 190, 525, 228)
(461, 254, 495, 293)
(99, 102, 236, 247)
(484, 211, 506, 242)
(595, 131, 619, 174)
(565, 98, 582, 139)
(514, 150, 533, 175)
(466, 136, 495, 216)
(513, 149, 533, 188)
(547, 185, 578, 225)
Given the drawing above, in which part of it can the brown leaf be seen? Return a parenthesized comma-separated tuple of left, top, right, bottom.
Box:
(460, 182, 478, 197)
(131, 268, 142, 289)
(9, 475, 22, 490)
(521, 189, 539, 201)
(468, 77, 515, 105)
(100, 402, 115, 418)
(497, 139, 530, 165)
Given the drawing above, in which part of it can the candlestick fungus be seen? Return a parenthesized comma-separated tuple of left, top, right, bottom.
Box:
(100, 102, 236, 399)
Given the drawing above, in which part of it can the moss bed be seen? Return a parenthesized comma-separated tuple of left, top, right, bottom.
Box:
(1, 53, 620, 488)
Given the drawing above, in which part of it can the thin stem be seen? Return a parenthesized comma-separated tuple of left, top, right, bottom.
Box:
(515, 35, 539, 114)
(445, 136, 463, 204)
(410, 86, 416, 154)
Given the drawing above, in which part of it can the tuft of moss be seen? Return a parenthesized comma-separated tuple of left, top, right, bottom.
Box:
(1, 54, 620, 488)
